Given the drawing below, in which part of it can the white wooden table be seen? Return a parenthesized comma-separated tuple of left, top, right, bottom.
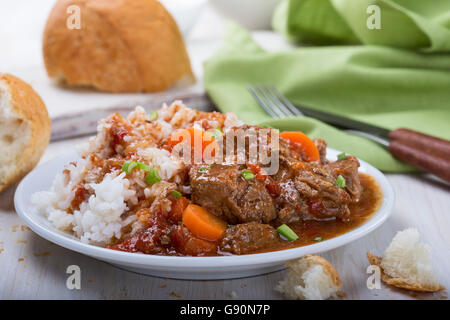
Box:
(0, 1, 449, 300)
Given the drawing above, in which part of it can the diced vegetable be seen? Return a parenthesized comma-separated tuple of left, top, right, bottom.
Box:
(336, 175, 346, 189)
(148, 110, 158, 121)
(337, 152, 347, 161)
(199, 167, 207, 172)
(314, 237, 323, 242)
(145, 168, 162, 185)
(122, 161, 137, 174)
(241, 170, 255, 180)
(122, 161, 152, 174)
(167, 128, 216, 154)
(170, 190, 182, 199)
(280, 131, 320, 162)
(182, 204, 227, 241)
(276, 224, 299, 241)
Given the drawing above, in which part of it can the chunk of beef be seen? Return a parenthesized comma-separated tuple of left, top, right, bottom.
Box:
(294, 163, 352, 220)
(189, 164, 277, 224)
(313, 138, 328, 164)
(325, 155, 362, 201)
(219, 222, 279, 255)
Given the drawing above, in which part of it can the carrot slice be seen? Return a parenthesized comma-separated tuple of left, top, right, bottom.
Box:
(280, 131, 320, 162)
(182, 204, 227, 241)
(167, 127, 217, 160)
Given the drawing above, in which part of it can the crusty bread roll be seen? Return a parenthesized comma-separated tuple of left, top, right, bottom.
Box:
(43, 0, 195, 93)
(276, 255, 342, 300)
(0, 74, 50, 192)
(367, 228, 444, 292)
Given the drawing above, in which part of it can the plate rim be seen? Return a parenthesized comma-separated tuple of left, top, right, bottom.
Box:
(14, 148, 395, 269)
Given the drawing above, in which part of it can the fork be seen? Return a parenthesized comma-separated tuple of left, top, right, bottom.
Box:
(247, 84, 450, 182)
(247, 84, 389, 146)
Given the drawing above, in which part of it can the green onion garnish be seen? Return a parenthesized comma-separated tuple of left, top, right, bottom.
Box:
(122, 161, 137, 174)
(145, 168, 162, 185)
(241, 170, 255, 180)
(178, 221, 183, 225)
(199, 167, 207, 172)
(337, 152, 347, 161)
(136, 162, 151, 171)
(314, 237, 323, 242)
(122, 161, 152, 174)
(148, 110, 158, 121)
(170, 190, 182, 199)
(336, 175, 346, 189)
(277, 224, 299, 241)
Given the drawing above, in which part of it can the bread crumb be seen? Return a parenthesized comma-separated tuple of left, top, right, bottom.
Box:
(229, 291, 238, 299)
(21, 225, 30, 231)
(17, 240, 27, 244)
(88, 280, 94, 283)
(0, 248, 4, 254)
(170, 291, 181, 298)
(34, 251, 51, 257)
(276, 255, 342, 300)
(18, 258, 24, 262)
(12, 225, 18, 232)
(159, 285, 167, 288)
(367, 228, 444, 293)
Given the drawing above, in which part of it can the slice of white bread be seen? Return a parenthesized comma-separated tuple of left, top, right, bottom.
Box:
(0, 73, 50, 192)
(276, 254, 342, 300)
(367, 228, 444, 292)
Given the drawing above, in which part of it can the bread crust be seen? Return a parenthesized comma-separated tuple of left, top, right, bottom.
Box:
(301, 254, 342, 288)
(367, 252, 445, 293)
(43, 0, 194, 93)
(0, 74, 51, 192)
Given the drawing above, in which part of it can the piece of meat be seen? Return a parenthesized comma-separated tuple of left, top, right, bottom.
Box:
(313, 138, 328, 164)
(325, 155, 362, 201)
(219, 222, 279, 255)
(294, 163, 352, 220)
(189, 164, 277, 224)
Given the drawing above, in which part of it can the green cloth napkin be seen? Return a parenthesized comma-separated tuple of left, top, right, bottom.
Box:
(273, 0, 450, 52)
(204, 4, 450, 172)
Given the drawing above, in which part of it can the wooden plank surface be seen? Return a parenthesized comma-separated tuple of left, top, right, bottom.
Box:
(0, 139, 448, 300)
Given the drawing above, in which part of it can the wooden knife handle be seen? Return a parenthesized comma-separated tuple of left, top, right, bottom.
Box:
(389, 128, 450, 158)
(389, 139, 450, 183)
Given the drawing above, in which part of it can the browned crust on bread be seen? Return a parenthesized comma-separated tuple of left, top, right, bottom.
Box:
(367, 252, 445, 293)
(43, 0, 194, 93)
(0, 73, 51, 192)
(302, 254, 342, 288)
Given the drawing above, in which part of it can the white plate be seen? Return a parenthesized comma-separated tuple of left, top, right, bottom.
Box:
(14, 149, 394, 280)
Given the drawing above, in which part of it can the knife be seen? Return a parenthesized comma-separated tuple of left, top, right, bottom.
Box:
(295, 104, 450, 183)
(50, 92, 214, 142)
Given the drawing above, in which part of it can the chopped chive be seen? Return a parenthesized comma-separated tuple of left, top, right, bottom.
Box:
(277, 224, 299, 241)
(337, 152, 347, 161)
(170, 190, 182, 199)
(241, 170, 255, 180)
(148, 110, 158, 121)
(136, 162, 151, 171)
(122, 161, 137, 174)
(145, 168, 162, 185)
(314, 237, 323, 242)
(198, 167, 207, 172)
(336, 175, 346, 189)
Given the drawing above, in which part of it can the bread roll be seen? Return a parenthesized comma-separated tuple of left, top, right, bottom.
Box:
(0, 74, 50, 192)
(276, 254, 342, 300)
(43, 0, 195, 93)
(367, 228, 444, 292)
